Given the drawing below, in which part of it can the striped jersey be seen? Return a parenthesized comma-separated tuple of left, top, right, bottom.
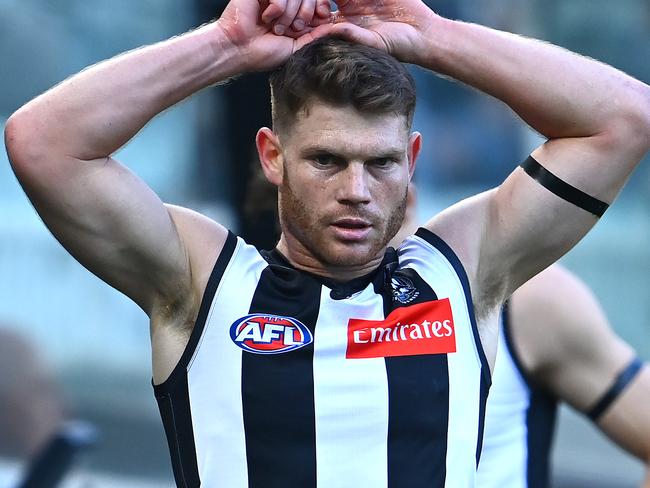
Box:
(154, 228, 491, 488)
(476, 303, 557, 488)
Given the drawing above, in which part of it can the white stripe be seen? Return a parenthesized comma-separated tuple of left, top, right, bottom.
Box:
(476, 318, 529, 488)
(313, 285, 389, 488)
(443, 260, 481, 488)
(401, 235, 483, 486)
(445, 323, 481, 487)
(188, 239, 265, 487)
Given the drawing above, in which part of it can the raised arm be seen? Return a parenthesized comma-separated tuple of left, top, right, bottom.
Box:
(4, 0, 330, 318)
(325, 0, 650, 312)
(509, 265, 650, 484)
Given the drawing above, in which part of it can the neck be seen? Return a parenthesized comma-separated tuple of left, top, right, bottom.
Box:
(276, 234, 386, 281)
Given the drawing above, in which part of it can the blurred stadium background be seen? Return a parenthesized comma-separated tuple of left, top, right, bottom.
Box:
(0, 0, 648, 486)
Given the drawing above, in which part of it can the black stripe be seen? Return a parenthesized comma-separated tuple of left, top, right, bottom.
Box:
(386, 355, 449, 487)
(153, 231, 238, 487)
(520, 156, 609, 217)
(475, 374, 489, 466)
(381, 267, 449, 488)
(502, 302, 557, 488)
(241, 263, 321, 488)
(587, 357, 644, 421)
(525, 390, 557, 488)
(414, 228, 492, 466)
(501, 301, 529, 386)
(154, 230, 238, 394)
(156, 377, 202, 488)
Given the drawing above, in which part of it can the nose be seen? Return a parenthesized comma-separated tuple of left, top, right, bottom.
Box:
(337, 162, 371, 205)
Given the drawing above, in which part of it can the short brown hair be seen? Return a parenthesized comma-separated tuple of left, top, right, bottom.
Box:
(270, 37, 416, 134)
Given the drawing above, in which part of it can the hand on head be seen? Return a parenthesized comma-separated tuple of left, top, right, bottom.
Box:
(217, 0, 439, 71)
(324, 0, 438, 64)
(217, 0, 333, 71)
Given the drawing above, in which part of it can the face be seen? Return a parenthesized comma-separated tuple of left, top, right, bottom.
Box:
(258, 102, 421, 276)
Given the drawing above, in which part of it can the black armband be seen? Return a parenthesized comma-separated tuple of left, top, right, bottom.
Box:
(520, 156, 609, 217)
(586, 357, 644, 421)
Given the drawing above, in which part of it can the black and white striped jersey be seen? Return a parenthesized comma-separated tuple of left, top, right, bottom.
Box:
(154, 228, 491, 488)
(476, 303, 557, 488)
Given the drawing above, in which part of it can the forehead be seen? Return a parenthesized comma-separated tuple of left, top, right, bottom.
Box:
(284, 102, 410, 155)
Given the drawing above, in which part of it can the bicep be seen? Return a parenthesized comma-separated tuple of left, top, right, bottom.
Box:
(487, 166, 598, 295)
(15, 154, 189, 314)
(485, 134, 637, 296)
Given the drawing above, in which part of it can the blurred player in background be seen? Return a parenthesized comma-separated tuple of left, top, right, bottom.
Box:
(0, 326, 65, 460)
(393, 189, 650, 487)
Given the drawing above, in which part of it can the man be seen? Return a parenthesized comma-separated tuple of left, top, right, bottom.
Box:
(4, 0, 650, 485)
(479, 265, 650, 487)
(0, 327, 66, 460)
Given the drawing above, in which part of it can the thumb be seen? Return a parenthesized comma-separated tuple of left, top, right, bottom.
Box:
(327, 22, 387, 51)
(293, 23, 338, 49)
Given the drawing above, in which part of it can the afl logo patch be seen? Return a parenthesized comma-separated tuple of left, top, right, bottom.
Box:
(230, 314, 313, 354)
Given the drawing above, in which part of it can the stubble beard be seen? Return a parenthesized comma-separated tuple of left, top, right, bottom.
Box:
(278, 179, 408, 268)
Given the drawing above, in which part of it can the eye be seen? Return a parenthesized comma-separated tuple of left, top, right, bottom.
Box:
(369, 157, 398, 168)
(312, 154, 341, 167)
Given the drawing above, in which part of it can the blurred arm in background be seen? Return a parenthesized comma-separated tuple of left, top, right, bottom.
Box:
(477, 265, 650, 488)
(0, 326, 66, 460)
(393, 188, 650, 487)
(506, 265, 650, 487)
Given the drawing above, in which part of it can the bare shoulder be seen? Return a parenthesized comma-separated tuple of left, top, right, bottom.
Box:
(509, 264, 635, 405)
(149, 204, 229, 328)
(511, 265, 608, 345)
(151, 205, 229, 384)
(423, 188, 498, 316)
(165, 204, 230, 296)
(510, 265, 605, 368)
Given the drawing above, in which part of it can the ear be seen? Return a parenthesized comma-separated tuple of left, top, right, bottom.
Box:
(407, 131, 422, 181)
(256, 127, 284, 186)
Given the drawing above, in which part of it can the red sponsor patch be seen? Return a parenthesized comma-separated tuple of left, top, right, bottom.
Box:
(346, 299, 456, 359)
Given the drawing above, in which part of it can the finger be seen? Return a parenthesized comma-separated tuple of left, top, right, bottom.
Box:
(315, 0, 331, 18)
(258, 0, 270, 13)
(273, 0, 304, 34)
(291, 0, 316, 32)
(261, 0, 287, 24)
(309, 7, 339, 27)
(328, 22, 385, 50)
(294, 23, 338, 49)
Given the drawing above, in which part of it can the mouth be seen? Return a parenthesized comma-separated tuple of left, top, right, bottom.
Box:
(330, 218, 373, 241)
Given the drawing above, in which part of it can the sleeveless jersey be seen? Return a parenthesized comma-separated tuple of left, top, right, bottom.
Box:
(477, 303, 557, 488)
(154, 228, 491, 488)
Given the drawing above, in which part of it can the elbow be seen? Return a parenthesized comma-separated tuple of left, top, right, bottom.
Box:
(4, 108, 49, 181)
(608, 83, 650, 154)
(630, 84, 650, 152)
(640, 89, 650, 152)
(5, 110, 32, 171)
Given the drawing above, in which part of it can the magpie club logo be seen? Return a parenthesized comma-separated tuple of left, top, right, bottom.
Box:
(390, 274, 420, 304)
(230, 314, 313, 354)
